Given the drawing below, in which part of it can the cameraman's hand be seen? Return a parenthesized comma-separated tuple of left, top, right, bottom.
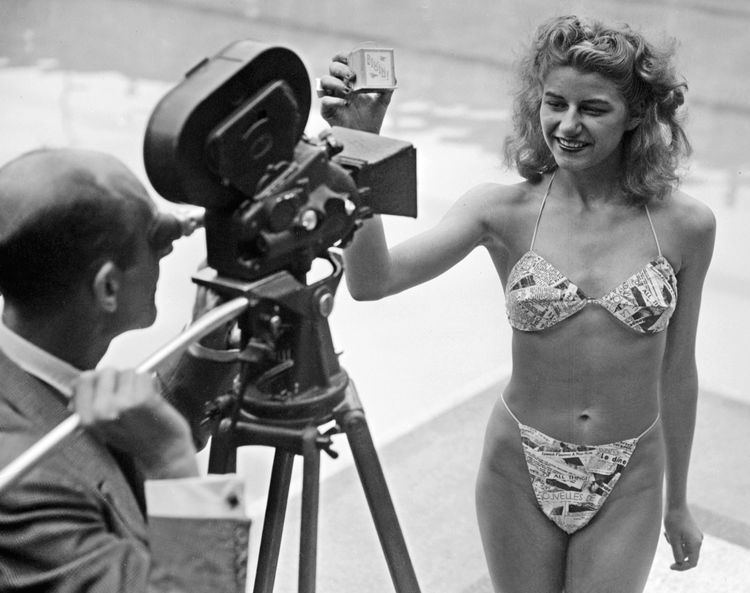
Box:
(319, 52, 393, 134)
(72, 369, 199, 479)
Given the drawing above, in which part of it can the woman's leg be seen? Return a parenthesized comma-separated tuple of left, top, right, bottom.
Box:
(476, 397, 569, 593)
(565, 426, 665, 593)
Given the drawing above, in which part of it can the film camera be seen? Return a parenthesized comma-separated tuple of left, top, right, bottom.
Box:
(143, 41, 422, 593)
(143, 41, 416, 422)
(144, 41, 415, 283)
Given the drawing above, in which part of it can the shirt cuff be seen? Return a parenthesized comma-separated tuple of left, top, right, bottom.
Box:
(145, 474, 247, 519)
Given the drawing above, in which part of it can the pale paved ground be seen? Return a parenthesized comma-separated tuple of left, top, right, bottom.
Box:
(1, 1, 749, 591)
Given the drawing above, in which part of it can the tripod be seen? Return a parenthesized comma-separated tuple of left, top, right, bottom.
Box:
(198, 252, 421, 593)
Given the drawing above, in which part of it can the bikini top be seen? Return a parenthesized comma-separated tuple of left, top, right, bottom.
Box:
(505, 176, 678, 335)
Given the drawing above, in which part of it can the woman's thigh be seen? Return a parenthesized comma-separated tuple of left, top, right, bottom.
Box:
(565, 426, 665, 593)
(476, 397, 569, 593)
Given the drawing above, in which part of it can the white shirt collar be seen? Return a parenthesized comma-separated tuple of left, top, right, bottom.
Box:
(0, 320, 81, 398)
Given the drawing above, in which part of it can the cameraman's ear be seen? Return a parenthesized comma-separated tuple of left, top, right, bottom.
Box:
(92, 261, 120, 313)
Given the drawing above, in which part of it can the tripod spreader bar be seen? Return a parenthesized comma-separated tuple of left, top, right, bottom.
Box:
(214, 418, 339, 459)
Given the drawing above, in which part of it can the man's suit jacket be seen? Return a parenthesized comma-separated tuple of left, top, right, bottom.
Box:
(0, 348, 249, 593)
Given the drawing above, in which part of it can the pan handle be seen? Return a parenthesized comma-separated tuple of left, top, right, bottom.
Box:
(0, 296, 249, 495)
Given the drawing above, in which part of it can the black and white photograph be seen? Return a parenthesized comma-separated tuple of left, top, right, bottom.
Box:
(0, 1, 747, 592)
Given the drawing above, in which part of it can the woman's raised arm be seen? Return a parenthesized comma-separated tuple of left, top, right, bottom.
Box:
(342, 184, 500, 300)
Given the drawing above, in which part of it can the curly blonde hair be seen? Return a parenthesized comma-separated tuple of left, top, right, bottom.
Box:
(504, 15, 691, 204)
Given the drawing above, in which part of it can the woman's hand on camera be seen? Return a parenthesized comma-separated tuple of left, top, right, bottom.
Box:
(319, 52, 393, 134)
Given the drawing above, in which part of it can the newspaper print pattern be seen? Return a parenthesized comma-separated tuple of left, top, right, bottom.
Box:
(519, 422, 638, 534)
(505, 252, 677, 334)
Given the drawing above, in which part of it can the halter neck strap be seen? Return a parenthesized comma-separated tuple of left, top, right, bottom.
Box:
(644, 205, 662, 257)
(531, 174, 663, 258)
(529, 173, 556, 251)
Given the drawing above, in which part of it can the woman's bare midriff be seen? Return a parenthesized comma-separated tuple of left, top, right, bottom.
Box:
(501, 305, 667, 445)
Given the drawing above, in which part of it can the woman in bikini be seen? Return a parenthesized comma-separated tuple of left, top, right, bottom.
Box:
(319, 15, 715, 593)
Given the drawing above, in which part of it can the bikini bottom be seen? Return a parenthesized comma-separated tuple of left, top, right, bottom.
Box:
(500, 394, 659, 535)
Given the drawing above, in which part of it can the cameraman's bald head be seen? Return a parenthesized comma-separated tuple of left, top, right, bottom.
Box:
(0, 148, 155, 314)
(0, 148, 153, 240)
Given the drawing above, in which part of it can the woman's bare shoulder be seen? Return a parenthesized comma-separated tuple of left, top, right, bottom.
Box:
(446, 178, 548, 248)
(657, 190, 716, 240)
(456, 178, 546, 214)
(653, 190, 716, 266)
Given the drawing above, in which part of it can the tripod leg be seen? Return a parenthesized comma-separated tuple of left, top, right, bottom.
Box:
(339, 403, 422, 593)
(298, 426, 321, 593)
(254, 450, 294, 593)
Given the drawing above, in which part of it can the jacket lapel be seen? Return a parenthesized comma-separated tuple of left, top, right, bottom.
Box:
(0, 350, 147, 542)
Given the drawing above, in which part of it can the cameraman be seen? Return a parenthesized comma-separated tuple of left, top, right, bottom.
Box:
(0, 148, 245, 592)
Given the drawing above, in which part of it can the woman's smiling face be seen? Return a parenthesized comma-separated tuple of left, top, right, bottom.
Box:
(540, 66, 638, 175)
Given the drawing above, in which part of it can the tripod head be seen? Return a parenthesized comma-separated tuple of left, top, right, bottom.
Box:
(190, 251, 349, 423)
(142, 40, 416, 424)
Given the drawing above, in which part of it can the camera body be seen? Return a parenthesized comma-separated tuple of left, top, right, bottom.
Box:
(144, 40, 416, 283)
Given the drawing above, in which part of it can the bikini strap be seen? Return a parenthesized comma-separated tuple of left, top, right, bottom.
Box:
(644, 205, 662, 257)
(503, 392, 660, 442)
(529, 172, 556, 251)
(500, 393, 523, 425)
(636, 412, 661, 441)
